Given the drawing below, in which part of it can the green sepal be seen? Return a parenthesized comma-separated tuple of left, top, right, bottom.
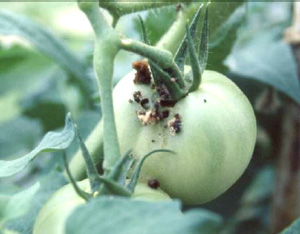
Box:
(138, 15, 151, 45)
(108, 150, 134, 185)
(71, 119, 102, 194)
(174, 4, 203, 72)
(127, 149, 174, 192)
(62, 151, 91, 201)
(198, 3, 209, 73)
(149, 62, 186, 100)
(99, 176, 132, 197)
(186, 24, 201, 92)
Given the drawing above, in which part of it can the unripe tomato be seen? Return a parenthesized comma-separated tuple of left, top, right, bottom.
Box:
(113, 68, 256, 205)
(33, 180, 170, 234)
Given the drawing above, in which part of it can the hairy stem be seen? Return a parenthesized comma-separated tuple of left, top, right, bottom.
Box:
(156, 3, 200, 54)
(100, 2, 175, 19)
(78, 1, 121, 174)
(120, 38, 185, 88)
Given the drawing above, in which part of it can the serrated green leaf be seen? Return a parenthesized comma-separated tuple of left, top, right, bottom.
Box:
(0, 114, 75, 177)
(66, 197, 223, 234)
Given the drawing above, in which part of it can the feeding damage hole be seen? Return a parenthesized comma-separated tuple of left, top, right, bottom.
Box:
(133, 91, 142, 103)
(132, 60, 151, 84)
(131, 60, 183, 136)
(148, 179, 160, 189)
(204, 99, 207, 103)
(168, 114, 182, 136)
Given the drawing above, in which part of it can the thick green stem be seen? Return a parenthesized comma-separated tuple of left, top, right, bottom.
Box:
(156, 3, 200, 55)
(100, 2, 175, 19)
(120, 38, 185, 88)
(94, 42, 121, 173)
(78, 1, 121, 174)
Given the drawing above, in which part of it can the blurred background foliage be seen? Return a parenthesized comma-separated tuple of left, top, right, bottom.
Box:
(0, 2, 299, 234)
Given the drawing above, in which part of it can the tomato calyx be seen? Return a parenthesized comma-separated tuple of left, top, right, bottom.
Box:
(64, 117, 174, 201)
(129, 4, 209, 130)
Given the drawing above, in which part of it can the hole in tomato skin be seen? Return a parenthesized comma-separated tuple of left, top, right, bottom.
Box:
(151, 139, 155, 143)
(160, 110, 170, 119)
(168, 114, 182, 136)
(148, 179, 160, 189)
(204, 99, 207, 103)
(140, 98, 150, 109)
(133, 91, 142, 103)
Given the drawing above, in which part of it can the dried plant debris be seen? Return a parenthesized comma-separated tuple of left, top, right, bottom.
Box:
(168, 114, 182, 136)
(132, 60, 152, 84)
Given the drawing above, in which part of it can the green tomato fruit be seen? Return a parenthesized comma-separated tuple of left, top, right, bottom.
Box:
(33, 180, 170, 234)
(112, 69, 256, 205)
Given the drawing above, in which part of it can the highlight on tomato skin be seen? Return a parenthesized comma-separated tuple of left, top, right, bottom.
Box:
(112, 66, 257, 205)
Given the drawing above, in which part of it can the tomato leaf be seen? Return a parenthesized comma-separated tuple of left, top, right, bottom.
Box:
(222, 166, 274, 233)
(0, 10, 85, 78)
(66, 197, 223, 234)
(226, 28, 300, 104)
(281, 218, 300, 234)
(0, 10, 91, 97)
(0, 182, 39, 229)
(0, 113, 75, 177)
(6, 171, 68, 234)
(207, 5, 245, 73)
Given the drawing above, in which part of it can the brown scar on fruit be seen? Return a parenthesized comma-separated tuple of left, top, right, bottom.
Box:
(168, 114, 182, 136)
(136, 109, 161, 125)
(132, 60, 151, 84)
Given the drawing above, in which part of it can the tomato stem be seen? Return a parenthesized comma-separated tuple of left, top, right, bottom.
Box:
(62, 152, 91, 201)
(78, 1, 122, 174)
(100, 2, 175, 21)
(120, 39, 186, 90)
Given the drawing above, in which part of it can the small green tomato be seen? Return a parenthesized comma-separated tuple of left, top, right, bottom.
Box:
(33, 180, 170, 234)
